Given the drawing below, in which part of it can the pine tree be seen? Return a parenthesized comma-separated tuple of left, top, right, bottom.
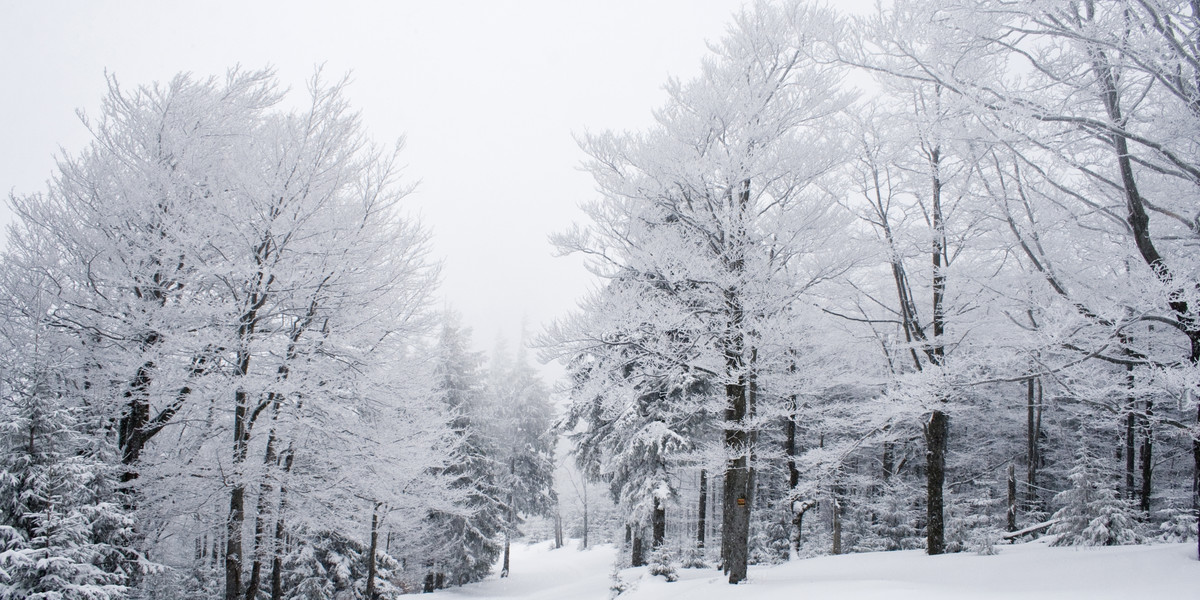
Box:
(1050, 449, 1143, 547)
(0, 326, 136, 600)
(490, 340, 557, 578)
(425, 317, 506, 586)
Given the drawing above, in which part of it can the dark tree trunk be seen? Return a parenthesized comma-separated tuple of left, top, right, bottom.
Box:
(631, 532, 645, 567)
(831, 496, 842, 555)
(926, 141, 949, 557)
(1140, 400, 1153, 513)
(1026, 378, 1043, 510)
(582, 481, 589, 549)
(1126, 412, 1137, 500)
(501, 533, 510, 578)
(1006, 463, 1017, 532)
(882, 441, 894, 482)
(554, 505, 563, 549)
(269, 449, 293, 600)
(245, 422, 281, 600)
(365, 503, 381, 600)
(721, 178, 754, 585)
(652, 497, 666, 549)
(697, 469, 707, 549)
(924, 410, 948, 555)
(225, 482, 245, 600)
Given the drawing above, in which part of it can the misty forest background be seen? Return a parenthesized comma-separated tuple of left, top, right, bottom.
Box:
(3, 1, 1200, 599)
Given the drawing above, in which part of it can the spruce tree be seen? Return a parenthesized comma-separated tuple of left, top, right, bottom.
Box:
(425, 318, 506, 586)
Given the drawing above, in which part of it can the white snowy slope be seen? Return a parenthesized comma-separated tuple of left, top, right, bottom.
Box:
(441, 540, 1197, 600)
(440, 541, 619, 600)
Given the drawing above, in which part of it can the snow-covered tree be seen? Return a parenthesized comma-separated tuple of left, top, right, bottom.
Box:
(425, 316, 506, 587)
(0, 271, 136, 600)
(490, 340, 557, 578)
(548, 0, 854, 582)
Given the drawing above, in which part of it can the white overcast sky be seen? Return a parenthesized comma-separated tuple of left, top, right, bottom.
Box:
(0, 0, 871, 376)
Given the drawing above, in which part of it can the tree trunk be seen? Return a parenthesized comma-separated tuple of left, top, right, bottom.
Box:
(652, 497, 666, 549)
(926, 139, 949, 557)
(721, 178, 754, 585)
(831, 496, 842, 555)
(554, 505, 563, 549)
(582, 481, 589, 549)
(1026, 378, 1042, 511)
(924, 410, 948, 555)
(501, 533, 510, 578)
(631, 532, 645, 567)
(697, 469, 707, 549)
(269, 448, 293, 600)
(1140, 400, 1153, 513)
(245, 422, 281, 600)
(1006, 463, 1017, 532)
(1118, 356, 1135, 501)
(365, 503, 381, 600)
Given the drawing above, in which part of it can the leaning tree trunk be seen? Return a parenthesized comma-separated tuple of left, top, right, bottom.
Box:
(1088, 41, 1200, 560)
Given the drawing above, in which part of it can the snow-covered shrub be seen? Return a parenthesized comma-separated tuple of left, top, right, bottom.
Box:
(1157, 509, 1198, 543)
(750, 503, 792, 564)
(278, 529, 407, 600)
(1049, 451, 1143, 547)
(946, 494, 1002, 554)
(860, 483, 922, 552)
(608, 565, 635, 598)
(647, 548, 678, 582)
(680, 544, 708, 569)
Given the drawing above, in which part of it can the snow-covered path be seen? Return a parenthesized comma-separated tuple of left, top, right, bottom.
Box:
(439, 541, 618, 600)
(439, 540, 1198, 600)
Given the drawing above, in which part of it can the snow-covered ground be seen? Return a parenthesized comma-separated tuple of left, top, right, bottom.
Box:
(440, 539, 1198, 600)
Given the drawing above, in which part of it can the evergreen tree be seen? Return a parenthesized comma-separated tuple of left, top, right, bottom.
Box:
(0, 287, 136, 600)
(425, 317, 506, 586)
(1050, 449, 1143, 547)
(490, 341, 557, 578)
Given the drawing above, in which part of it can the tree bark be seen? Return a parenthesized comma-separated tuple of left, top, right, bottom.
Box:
(697, 469, 707, 549)
(631, 532, 645, 567)
(1140, 400, 1153, 513)
(365, 503, 381, 600)
(652, 497, 666, 549)
(269, 448, 293, 600)
(924, 410, 948, 555)
(831, 495, 842, 555)
(501, 533, 510, 578)
(1026, 378, 1042, 510)
(1006, 463, 1017, 532)
(582, 481, 589, 549)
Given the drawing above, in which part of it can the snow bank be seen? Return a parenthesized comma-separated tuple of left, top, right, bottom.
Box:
(442, 540, 1197, 600)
